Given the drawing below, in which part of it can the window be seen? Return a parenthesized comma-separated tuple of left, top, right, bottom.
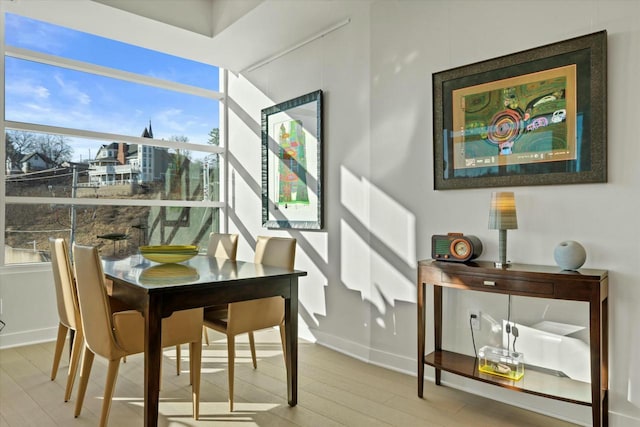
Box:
(2, 12, 226, 265)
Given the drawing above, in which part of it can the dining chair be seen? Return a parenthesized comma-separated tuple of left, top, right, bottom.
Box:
(49, 237, 83, 403)
(207, 232, 239, 260)
(203, 235, 296, 411)
(201, 232, 239, 346)
(72, 244, 203, 426)
(176, 232, 239, 369)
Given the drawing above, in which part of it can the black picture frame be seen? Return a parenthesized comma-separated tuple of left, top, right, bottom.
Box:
(433, 31, 607, 190)
(261, 90, 323, 229)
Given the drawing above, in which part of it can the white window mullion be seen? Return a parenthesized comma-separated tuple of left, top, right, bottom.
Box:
(222, 69, 230, 232)
(5, 121, 225, 155)
(5, 46, 223, 101)
(1, 10, 7, 266)
(5, 196, 225, 209)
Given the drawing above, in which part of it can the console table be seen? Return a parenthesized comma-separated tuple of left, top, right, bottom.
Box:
(417, 259, 608, 427)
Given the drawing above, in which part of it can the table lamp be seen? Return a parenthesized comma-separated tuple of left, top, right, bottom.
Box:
(488, 191, 517, 268)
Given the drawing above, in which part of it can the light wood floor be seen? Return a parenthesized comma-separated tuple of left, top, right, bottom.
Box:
(0, 328, 578, 427)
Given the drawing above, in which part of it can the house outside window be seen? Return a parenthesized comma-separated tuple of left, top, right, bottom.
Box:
(1, 12, 226, 265)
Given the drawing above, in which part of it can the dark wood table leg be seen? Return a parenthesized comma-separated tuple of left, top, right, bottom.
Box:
(285, 277, 298, 406)
(589, 295, 604, 427)
(144, 295, 163, 427)
(418, 281, 425, 397)
(602, 295, 609, 427)
(434, 285, 443, 385)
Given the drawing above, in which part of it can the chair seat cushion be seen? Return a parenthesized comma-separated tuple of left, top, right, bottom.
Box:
(203, 305, 229, 332)
(204, 304, 228, 319)
(112, 308, 204, 355)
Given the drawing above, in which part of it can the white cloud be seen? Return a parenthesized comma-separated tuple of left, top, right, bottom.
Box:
(156, 108, 184, 121)
(5, 79, 50, 100)
(155, 108, 187, 134)
(54, 74, 91, 106)
(5, 14, 71, 55)
(22, 103, 51, 114)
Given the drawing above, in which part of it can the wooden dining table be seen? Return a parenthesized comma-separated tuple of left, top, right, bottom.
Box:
(101, 253, 307, 426)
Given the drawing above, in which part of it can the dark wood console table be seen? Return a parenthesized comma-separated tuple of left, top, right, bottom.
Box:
(417, 259, 608, 427)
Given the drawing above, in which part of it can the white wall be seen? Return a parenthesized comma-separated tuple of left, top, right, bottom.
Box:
(225, 1, 376, 358)
(227, 1, 640, 426)
(0, 265, 58, 348)
(1, 0, 639, 425)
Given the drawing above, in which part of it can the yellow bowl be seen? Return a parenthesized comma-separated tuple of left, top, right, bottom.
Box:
(139, 263, 200, 285)
(139, 245, 199, 263)
(140, 245, 197, 253)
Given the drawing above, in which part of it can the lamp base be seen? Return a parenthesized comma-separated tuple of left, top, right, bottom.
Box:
(496, 229, 510, 268)
(494, 261, 511, 269)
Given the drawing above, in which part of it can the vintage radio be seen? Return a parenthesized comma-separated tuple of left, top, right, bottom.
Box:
(431, 233, 483, 262)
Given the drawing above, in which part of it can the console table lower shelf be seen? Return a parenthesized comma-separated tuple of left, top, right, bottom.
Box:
(417, 259, 608, 427)
(424, 350, 592, 406)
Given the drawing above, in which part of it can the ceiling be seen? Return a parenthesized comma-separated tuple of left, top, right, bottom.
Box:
(90, 0, 358, 72)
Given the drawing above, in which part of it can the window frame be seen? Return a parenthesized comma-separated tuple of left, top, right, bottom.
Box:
(1, 12, 228, 267)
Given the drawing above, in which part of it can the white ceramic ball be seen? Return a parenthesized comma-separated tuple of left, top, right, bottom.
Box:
(553, 241, 586, 271)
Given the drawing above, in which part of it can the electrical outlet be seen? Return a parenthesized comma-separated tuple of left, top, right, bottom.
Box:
(468, 309, 480, 330)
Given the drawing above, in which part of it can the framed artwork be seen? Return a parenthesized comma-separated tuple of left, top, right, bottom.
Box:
(261, 90, 323, 229)
(433, 31, 607, 190)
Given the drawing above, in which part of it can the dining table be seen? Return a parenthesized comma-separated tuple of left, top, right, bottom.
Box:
(101, 253, 307, 426)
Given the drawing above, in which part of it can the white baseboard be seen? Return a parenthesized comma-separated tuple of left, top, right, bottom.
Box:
(609, 410, 640, 427)
(0, 326, 58, 349)
(312, 328, 415, 375)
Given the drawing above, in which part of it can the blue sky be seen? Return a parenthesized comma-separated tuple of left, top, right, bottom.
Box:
(4, 13, 219, 161)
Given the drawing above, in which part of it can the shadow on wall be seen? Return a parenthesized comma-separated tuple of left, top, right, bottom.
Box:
(226, 78, 418, 356)
(314, 280, 417, 356)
